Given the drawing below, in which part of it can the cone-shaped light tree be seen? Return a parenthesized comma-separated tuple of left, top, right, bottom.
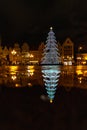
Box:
(41, 65, 61, 103)
(41, 27, 61, 65)
(41, 27, 61, 103)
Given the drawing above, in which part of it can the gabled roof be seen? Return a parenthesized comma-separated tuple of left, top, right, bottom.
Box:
(63, 38, 74, 46)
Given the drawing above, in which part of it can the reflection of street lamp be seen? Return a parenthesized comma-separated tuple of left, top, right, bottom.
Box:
(11, 75, 17, 80)
(84, 56, 87, 65)
(27, 66, 34, 76)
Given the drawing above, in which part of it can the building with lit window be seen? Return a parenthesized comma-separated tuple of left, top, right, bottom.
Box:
(0, 37, 75, 65)
(76, 53, 87, 65)
(29, 51, 39, 64)
(61, 38, 74, 65)
(38, 42, 45, 63)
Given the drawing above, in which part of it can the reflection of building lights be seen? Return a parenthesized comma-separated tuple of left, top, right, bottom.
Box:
(67, 56, 69, 58)
(76, 70, 83, 75)
(27, 70, 34, 76)
(28, 83, 32, 87)
(30, 72, 34, 76)
(78, 77, 82, 83)
(82, 61, 86, 65)
(83, 71, 87, 76)
(84, 56, 87, 60)
(79, 80, 82, 83)
(40, 95, 49, 102)
(78, 77, 82, 80)
(11, 75, 17, 80)
(76, 65, 83, 70)
(27, 66, 34, 76)
(15, 84, 21, 87)
(77, 57, 81, 60)
(9, 66, 18, 74)
(29, 54, 34, 58)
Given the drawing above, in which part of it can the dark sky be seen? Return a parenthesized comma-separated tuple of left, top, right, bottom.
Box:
(0, 0, 87, 49)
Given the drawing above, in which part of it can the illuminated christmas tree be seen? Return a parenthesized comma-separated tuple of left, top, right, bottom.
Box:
(41, 27, 61, 65)
(42, 65, 61, 103)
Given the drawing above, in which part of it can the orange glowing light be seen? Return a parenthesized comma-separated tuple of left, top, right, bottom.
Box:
(11, 50, 17, 55)
(11, 75, 17, 80)
(76, 70, 83, 75)
(50, 99, 53, 103)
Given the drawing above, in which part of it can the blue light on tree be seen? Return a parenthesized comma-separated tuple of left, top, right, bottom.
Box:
(41, 27, 61, 103)
(41, 27, 61, 65)
(42, 65, 61, 103)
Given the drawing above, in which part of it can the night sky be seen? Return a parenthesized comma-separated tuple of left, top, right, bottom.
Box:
(0, 0, 87, 49)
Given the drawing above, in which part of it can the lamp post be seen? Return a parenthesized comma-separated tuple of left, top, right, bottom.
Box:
(11, 50, 17, 65)
(77, 46, 82, 65)
(29, 54, 34, 64)
(78, 46, 82, 52)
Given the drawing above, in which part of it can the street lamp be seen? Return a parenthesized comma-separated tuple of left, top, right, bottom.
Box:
(11, 50, 17, 55)
(29, 54, 34, 64)
(78, 46, 82, 53)
(11, 50, 17, 64)
(29, 54, 34, 58)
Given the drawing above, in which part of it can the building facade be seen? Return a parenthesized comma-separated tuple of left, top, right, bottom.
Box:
(76, 53, 87, 65)
(0, 38, 75, 65)
(61, 38, 74, 65)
